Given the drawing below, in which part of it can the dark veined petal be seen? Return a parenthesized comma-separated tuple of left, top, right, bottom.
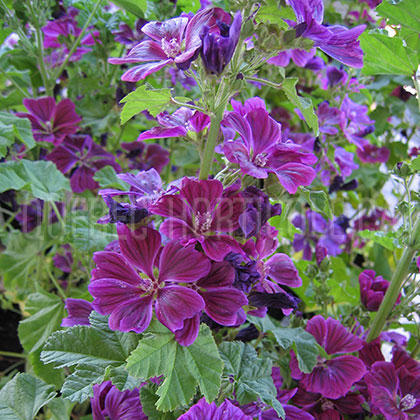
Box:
(202, 234, 241, 262)
(119, 60, 172, 82)
(117, 224, 161, 279)
(108, 40, 168, 64)
(137, 126, 187, 141)
(197, 261, 235, 288)
(142, 17, 189, 43)
(22, 97, 56, 123)
(155, 285, 205, 332)
(271, 162, 316, 194)
(266, 253, 302, 288)
(174, 314, 200, 346)
(159, 240, 211, 283)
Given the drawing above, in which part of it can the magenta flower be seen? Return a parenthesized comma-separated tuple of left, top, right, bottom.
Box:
(268, 48, 317, 68)
(61, 299, 93, 327)
(108, 8, 220, 81)
(288, 0, 366, 68)
(359, 270, 399, 312)
(200, 10, 242, 74)
(47, 134, 120, 193)
(16, 97, 81, 145)
(121, 141, 169, 172)
(91, 381, 146, 420)
(290, 315, 366, 399)
(365, 362, 420, 420)
(223, 98, 317, 194)
(178, 398, 252, 420)
(150, 178, 244, 261)
(137, 107, 210, 141)
(42, 8, 99, 66)
(89, 225, 211, 346)
(356, 141, 390, 163)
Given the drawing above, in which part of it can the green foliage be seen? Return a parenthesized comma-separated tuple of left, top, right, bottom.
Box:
(376, 0, 420, 33)
(269, 210, 302, 241)
(281, 78, 319, 134)
(120, 85, 172, 124)
(140, 384, 182, 420)
(0, 159, 70, 201)
(0, 112, 35, 157)
(358, 229, 401, 251)
(218, 341, 285, 418)
(248, 315, 319, 373)
(93, 165, 130, 189)
(110, 0, 148, 18)
(41, 312, 139, 403)
(360, 30, 418, 76)
(299, 187, 333, 220)
(126, 321, 223, 412)
(0, 373, 56, 420)
(256, 0, 294, 30)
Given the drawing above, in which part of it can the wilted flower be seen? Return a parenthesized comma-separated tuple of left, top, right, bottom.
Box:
(16, 97, 81, 145)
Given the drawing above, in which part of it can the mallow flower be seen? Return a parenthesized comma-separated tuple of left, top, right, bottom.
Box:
(47, 134, 120, 193)
(290, 315, 366, 399)
(16, 97, 81, 145)
(150, 177, 244, 261)
(91, 381, 146, 420)
(89, 225, 211, 346)
(61, 298, 93, 327)
(223, 98, 317, 194)
(178, 398, 252, 420)
(108, 8, 221, 81)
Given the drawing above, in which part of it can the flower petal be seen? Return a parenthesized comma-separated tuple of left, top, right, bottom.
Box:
(174, 314, 200, 346)
(202, 235, 241, 262)
(120, 60, 172, 82)
(155, 285, 204, 332)
(117, 225, 161, 279)
(266, 253, 302, 288)
(159, 240, 211, 283)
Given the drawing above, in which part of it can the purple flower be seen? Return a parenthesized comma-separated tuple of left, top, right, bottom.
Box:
(16, 199, 64, 232)
(359, 270, 400, 312)
(89, 225, 211, 346)
(42, 8, 99, 66)
(239, 186, 282, 238)
(334, 146, 359, 177)
(268, 48, 317, 68)
(61, 298, 93, 327)
(356, 141, 390, 163)
(200, 10, 242, 74)
(194, 261, 248, 326)
(53, 244, 73, 273)
(91, 381, 146, 420)
(108, 8, 221, 81)
(288, 0, 366, 68)
(149, 178, 244, 261)
(365, 362, 420, 420)
(47, 134, 121, 193)
(317, 102, 343, 136)
(178, 398, 252, 420)
(225, 252, 261, 293)
(325, 65, 348, 87)
(97, 196, 149, 225)
(16, 97, 81, 145)
(290, 315, 366, 399)
(223, 98, 317, 194)
(113, 19, 147, 48)
(137, 107, 210, 141)
(121, 142, 169, 173)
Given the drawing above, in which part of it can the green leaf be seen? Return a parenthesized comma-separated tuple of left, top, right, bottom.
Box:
(299, 187, 333, 219)
(18, 290, 65, 353)
(281, 78, 319, 134)
(411, 156, 420, 171)
(126, 322, 223, 412)
(41, 312, 138, 369)
(61, 364, 105, 403)
(29, 349, 65, 389)
(47, 397, 74, 420)
(248, 315, 319, 373)
(219, 342, 285, 418)
(360, 30, 418, 76)
(358, 229, 401, 251)
(269, 209, 302, 241)
(0, 112, 35, 157)
(108, 366, 141, 391)
(0, 373, 56, 420)
(176, 0, 200, 13)
(376, 0, 420, 32)
(256, 0, 294, 29)
(0, 159, 70, 201)
(120, 85, 172, 124)
(93, 166, 129, 190)
(111, 0, 147, 17)
(140, 384, 181, 420)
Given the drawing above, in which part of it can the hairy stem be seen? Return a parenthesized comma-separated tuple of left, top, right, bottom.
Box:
(367, 216, 420, 342)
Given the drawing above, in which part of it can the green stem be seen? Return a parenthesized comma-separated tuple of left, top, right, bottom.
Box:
(411, 342, 420, 359)
(199, 107, 224, 180)
(170, 98, 206, 113)
(45, 263, 67, 300)
(246, 76, 283, 89)
(0, 67, 29, 97)
(412, 71, 420, 116)
(51, 201, 65, 231)
(27, 0, 51, 96)
(54, 0, 103, 80)
(367, 216, 420, 342)
(0, 350, 26, 359)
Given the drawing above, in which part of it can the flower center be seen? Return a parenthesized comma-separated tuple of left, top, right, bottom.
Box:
(400, 394, 416, 411)
(44, 120, 53, 133)
(254, 153, 268, 167)
(194, 211, 212, 234)
(321, 399, 334, 411)
(161, 37, 181, 58)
